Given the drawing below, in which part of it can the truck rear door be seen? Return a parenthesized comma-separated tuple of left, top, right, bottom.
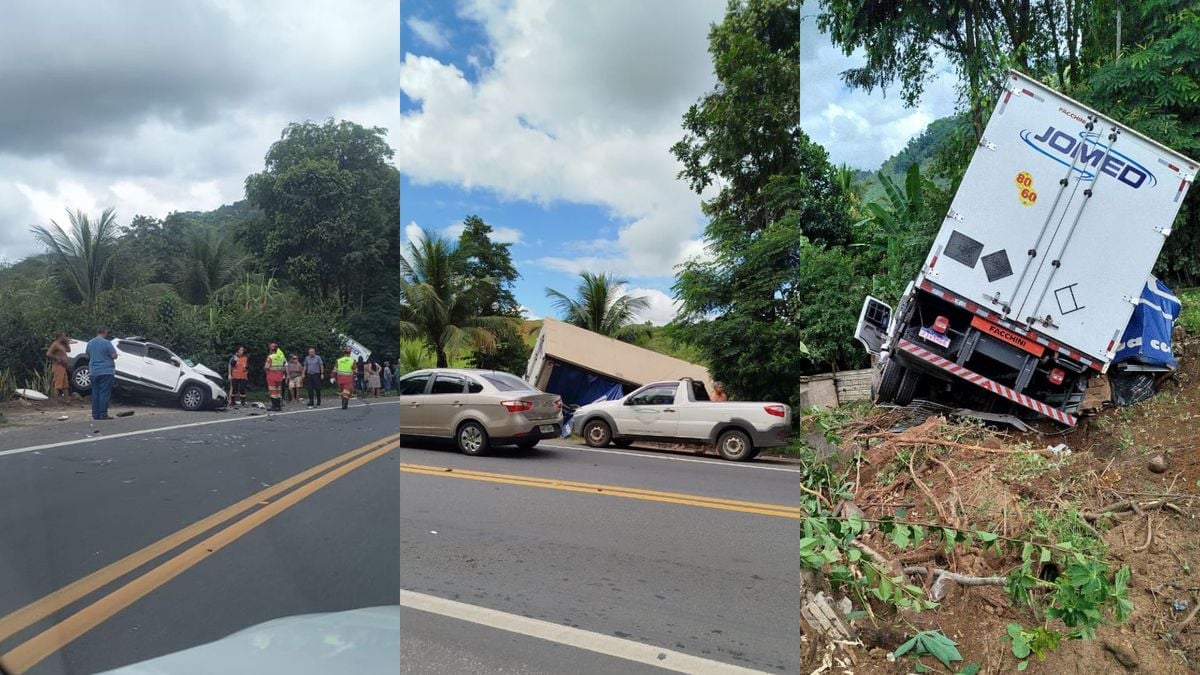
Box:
(923, 70, 1195, 364)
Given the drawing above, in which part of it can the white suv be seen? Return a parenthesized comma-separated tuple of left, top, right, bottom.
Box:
(66, 336, 228, 411)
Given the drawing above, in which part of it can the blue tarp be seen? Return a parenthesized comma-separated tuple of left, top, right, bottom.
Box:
(1114, 277, 1180, 369)
(545, 361, 626, 437)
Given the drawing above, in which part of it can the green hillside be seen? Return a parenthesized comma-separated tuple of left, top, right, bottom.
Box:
(856, 114, 967, 203)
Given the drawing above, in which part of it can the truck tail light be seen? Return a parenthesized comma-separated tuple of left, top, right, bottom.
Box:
(501, 400, 533, 413)
(932, 315, 950, 334)
(1048, 368, 1065, 385)
(764, 405, 786, 418)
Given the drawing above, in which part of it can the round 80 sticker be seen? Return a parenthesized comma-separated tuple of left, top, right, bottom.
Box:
(1015, 171, 1037, 206)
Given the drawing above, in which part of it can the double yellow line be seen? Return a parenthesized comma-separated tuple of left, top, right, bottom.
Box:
(400, 463, 802, 519)
(0, 433, 401, 674)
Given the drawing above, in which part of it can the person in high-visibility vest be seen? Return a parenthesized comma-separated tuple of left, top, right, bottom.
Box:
(334, 347, 355, 409)
(264, 342, 286, 411)
(228, 346, 249, 407)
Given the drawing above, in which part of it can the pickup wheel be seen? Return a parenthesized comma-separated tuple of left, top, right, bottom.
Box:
(70, 363, 92, 394)
(716, 429, 754, 461)
(895, 368, 923, 406)
(179, 383, 209, 411)
(612, 439, 634, 448)
(582, 419, 612, 447)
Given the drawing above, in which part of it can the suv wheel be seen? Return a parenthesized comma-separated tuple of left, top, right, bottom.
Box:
(70, 364, 92, 394)
(179, 383, 208, 411)
(457, 421, 490, 456)
(582, 419, 612, 447)
(716, 429, 753, 461)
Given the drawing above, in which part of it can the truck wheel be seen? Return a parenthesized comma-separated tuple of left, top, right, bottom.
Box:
(582, 419, 612, 447)
(716, 429, 754, 461)
(895, 369, 923, 406)
(457, 421, 490, 456)
(612, 439, 634, 448)
(179, 383, 208, 411)
(70, 364, 92, 394)
(874, 359, 904, 403)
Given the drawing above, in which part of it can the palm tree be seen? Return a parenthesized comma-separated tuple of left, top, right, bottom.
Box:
(854, 163, 939, 301)
(399, 228, 508, 368)
(833, 163, 862, 220)
(545, 272, 651, 341)
(177, 229, 247, 304)
(29, 208, 121, 310)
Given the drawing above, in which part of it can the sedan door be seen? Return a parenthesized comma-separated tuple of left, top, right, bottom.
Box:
(621, 384, 680, 437)
(398, 373, 432, 436)
(143, 344, 184, 393)
(423, 373, 468, 438)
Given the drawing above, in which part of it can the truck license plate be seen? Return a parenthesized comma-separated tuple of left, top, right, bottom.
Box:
(918, 327, 951, 348)
(539, 424, 556, 433)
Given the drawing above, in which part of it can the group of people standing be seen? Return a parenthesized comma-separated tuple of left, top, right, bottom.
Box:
(227, 345, 391, 411)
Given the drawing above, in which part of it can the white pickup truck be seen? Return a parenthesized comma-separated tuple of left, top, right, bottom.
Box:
(570, 378, 792, 461)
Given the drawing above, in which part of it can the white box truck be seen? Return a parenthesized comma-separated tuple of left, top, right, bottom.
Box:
(855, 71, 1196, 427)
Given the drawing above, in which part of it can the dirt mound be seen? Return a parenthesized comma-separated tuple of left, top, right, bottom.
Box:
(803, 336, 1200, 674)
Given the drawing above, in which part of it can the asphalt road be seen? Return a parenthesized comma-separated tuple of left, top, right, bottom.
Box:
(0, 398, 402, 675)
(399, 438, 802, 674)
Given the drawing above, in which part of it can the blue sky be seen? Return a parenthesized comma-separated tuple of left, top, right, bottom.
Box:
(400, 0, 959, 324)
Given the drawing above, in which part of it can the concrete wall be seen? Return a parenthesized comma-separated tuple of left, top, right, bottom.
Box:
(796, 368, 875, 409)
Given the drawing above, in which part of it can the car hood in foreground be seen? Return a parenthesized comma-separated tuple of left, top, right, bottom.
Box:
(97, 606, 399, 675)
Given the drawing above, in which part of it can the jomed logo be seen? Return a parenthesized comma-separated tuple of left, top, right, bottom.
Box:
(1019, 126, 1156, 189)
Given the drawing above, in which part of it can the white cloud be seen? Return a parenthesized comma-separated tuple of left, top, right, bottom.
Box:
(399, 0, 726, 279)
(628, 287, 680, 326)
(403, 221, 425, 251)
(0, 0, 399, 261)
(799, 0, 959, 170)
(519, 304, 540, 320)
(407, 17, 450, 50)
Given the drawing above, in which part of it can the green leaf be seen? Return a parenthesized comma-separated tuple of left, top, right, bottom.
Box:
(975, 530, 998, 547)
(1039, 546, 1052, 563)
(891, 523, 912, 548)
(914, 662, 931, 673)
(893, 635, 919, 658)
(957, 664, 981, 675)
(1018, 659, 1029, 671)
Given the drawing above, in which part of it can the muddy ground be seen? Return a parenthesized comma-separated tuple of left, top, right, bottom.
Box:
(804, 337, 1200, 674)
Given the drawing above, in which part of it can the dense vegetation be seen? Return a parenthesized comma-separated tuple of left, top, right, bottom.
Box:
(0, 119, 400, 392)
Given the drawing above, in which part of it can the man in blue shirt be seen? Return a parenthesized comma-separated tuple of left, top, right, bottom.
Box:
(85, 326, 118, 420)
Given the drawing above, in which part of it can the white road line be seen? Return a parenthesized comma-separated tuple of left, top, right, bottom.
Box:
(536, 443, 803, 472)
(0, 399, 402, 458)
(400, 590, 772, 675)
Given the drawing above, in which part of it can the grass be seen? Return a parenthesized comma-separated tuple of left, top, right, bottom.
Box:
(1002, 446, 1054, 483)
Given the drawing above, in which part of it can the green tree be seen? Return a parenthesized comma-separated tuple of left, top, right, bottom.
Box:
(545, 272, 651, 341)
(243, 119, 399, 309)
(29, 207, 121, 311)
(399, 228, 507, 368)
(1075, 0, 1200, 285)
(176, 229, 247, 305)
(816, 0, 1099, 137)
(456, 215, 530, 373)
(670, 0, 843, 404)
(854, 163, 944, 302)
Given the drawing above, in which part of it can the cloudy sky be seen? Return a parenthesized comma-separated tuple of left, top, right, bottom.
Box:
(799, 0, 959, 169)
(401, 0, 960, 325)
(0, 0, 399, 263)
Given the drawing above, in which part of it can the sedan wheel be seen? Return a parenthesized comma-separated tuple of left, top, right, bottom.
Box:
(457, 421, 490, 456)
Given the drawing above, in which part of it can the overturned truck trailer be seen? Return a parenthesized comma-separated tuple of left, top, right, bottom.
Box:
(856, 70, 1196, 427)
(524, 318, 711, 411)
